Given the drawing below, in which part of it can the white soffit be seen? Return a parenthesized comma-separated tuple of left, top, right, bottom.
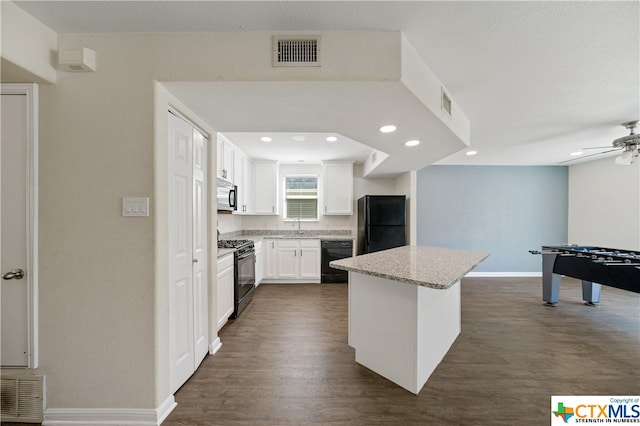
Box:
(165, 33, 469, 177)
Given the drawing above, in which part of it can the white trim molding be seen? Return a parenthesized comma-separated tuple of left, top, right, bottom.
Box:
(209, 336, 222, 355)
(43, 396, 176, 426)
(0, 83, 39, 368)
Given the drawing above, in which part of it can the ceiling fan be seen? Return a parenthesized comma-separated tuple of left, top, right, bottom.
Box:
(562, 120, 640, 165)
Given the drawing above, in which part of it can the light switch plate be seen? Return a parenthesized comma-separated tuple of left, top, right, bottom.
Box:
(122, 197, 150, 217)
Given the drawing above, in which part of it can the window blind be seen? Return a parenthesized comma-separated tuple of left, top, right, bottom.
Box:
(285, 175, 318, 219)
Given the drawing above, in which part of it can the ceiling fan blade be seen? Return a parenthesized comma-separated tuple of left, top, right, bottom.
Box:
(582, 146, 616, 150)
(559, 148, 622, 164)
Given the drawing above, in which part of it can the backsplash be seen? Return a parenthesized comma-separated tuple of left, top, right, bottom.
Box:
(217, 211, 355, 236)
(219, 229, 352, 240)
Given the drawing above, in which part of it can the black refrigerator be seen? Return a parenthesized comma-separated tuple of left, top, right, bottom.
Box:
(357, 195, 406, 255)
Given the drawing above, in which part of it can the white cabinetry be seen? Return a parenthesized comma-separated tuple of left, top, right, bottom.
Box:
(276, 240, 299, 279)
(322, 161, 353, 215)
(254, 240, 263, 286)
(216, 252, 234, 331)
(299, 239, 321, 279)
(263, 239, 278, 279)
(253, 161, 278, 215)
(217, 134, 235, 181)
(262, 239, 320, 282)
(233, 151, 252, 214)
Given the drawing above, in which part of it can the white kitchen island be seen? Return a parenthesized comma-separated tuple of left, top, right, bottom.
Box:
(330, 245, 489, 394)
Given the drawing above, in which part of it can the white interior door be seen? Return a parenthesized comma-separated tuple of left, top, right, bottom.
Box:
(191, 127, 208, 365)
(169, 112, 195, 392)
(168, 111, 208, 394)
(1, 85, 38, 368)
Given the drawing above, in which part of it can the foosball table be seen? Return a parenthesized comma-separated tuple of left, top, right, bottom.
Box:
(530, 245, 640, 306)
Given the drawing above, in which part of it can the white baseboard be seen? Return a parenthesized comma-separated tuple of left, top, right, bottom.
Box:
(209, 336, 222, 355)
(43, 395, 176, 426)
(156, 396, 177, 425)
(466, 271, 542, 278)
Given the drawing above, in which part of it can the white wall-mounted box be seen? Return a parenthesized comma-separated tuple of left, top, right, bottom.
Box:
(58, 47, 96, 72)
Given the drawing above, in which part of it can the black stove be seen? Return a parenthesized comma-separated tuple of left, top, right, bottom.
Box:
(218, 239, 255, 258)
(218, 239, 253, 249)
(217, 239, 256, 318)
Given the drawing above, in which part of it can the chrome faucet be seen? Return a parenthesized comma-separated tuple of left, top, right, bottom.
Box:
(295, 217, 302, 235)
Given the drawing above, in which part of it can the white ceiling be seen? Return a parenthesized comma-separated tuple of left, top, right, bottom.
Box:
(14, 1, 640, 170)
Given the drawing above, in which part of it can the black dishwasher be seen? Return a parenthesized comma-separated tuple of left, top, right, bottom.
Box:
(321, 240, 353, 283)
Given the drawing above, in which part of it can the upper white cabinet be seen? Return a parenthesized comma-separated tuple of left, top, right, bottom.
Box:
(253, 161, 279, 215)
(322, 161, 354, 215)
(217, 134, 235, 182)
(233, 151, 252, 214)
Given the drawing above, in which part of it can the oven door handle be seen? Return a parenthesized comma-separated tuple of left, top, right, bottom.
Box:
(237, 251, 255, 261)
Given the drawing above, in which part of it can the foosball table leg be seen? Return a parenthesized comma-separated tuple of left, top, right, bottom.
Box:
(542, 254, 561, 306)
(582, 280, 601, 306)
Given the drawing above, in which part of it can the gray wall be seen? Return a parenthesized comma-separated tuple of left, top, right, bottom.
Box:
(416, 166, 568, 273)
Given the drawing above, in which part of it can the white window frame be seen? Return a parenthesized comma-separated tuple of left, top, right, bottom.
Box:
(283, 174, 319, 221)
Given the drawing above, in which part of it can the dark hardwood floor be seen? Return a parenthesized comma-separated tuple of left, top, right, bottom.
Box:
(163, 278, 640, 426)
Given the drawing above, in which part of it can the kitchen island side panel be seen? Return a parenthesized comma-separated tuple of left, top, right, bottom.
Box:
(349, 272, 461, 394)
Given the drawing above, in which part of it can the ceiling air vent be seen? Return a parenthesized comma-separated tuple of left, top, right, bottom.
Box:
(441, 87, 452, 118)
(273, 35, 321, 67)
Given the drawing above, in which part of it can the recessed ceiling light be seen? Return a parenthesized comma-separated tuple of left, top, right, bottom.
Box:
(326, 136, 338, 142)
(260, 136, 272, 142)
(570, 151, 583, 156)
(293, 135, 305, 142)
(405, 140, 420, 147)
(466, 150, 478, 156)
(379, 125, 397, 133)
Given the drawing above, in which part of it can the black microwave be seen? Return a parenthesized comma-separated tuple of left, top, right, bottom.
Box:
(217, 178, 237, 212)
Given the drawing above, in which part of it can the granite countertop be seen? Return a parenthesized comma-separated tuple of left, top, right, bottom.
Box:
(330, 245, 489, 290)
(217, 247, 235, 258)
(218, 230, 354, 257)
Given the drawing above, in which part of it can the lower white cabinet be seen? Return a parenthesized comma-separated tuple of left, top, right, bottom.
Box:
(263, 239, 278, 279)
(216, 252, 234, 331)
(299, 240, 321, 279)
(254, 240, 263, 286)
(262, 239, 320, 282)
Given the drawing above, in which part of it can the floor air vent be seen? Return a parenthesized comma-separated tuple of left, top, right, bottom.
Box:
(1, 375, 44, 423)
(273, 35, 321, 67)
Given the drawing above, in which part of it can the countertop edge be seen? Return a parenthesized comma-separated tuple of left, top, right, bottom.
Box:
(330, 246, 489, 289)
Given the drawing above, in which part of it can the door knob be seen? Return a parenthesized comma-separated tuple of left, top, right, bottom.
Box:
(2, 268, 25, 280)
(192, 258, 199, 263)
